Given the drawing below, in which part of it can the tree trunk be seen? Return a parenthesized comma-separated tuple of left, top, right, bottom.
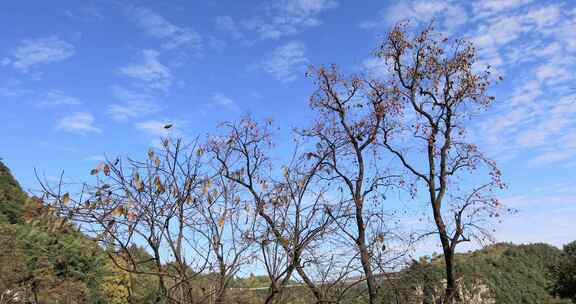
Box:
(433, 207, 457, 304)
(355, 201, 378, 304)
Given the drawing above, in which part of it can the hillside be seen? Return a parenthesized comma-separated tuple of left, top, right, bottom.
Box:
(0, 161, 110, 303)
(381, 242, 571, 304)
(0, 161, 27, 223)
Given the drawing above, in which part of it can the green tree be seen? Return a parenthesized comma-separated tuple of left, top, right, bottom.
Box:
(550, 241, 576, 302)
(0, 161, 26, 223)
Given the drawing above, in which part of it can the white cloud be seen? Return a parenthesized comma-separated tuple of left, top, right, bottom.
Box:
(215, 16, 245, 40)
(134, 120, 184, 138)
(56, 112, 101, 135)
(258, 41, 308, 82)
(212, 93, 241, 112)
(359, 1, 575, 168)
(37, 90, 81, 107)
(119, 50, 172, 91)
(472, 0, 533, 17)
(362, 57, 388, 78)
(472, 16, 527, 49)
(243, 0, 338, 40)
(3, 36, 75, 71)
(128, 6, 202, 51)
(360, 0, 467, 31)
(107, 86, 160, 121)
(497, 184, 576, 246)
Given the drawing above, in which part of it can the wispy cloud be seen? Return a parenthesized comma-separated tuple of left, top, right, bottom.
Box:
(217, 0, 337, 41)
(2, 36, 75, 71)
(212, 93, 241, 112)
(134, 120, 185, 139)
(119, 49, 173, 91)
(37, 90, 82, 107)
(252, 0, 338, 39)
(469, 3, 576, 165)
(497, 182, 576, 246)
(363, 1, 576, 167)
(472, 0, 533, 17)
(360, 0, 468, 31)
(55, 112, 101, 135)
(215, 16, 246, 41)
(107, 86, 160, 121)
(127, 6, 202, 51)
(257, 41, 308, 82)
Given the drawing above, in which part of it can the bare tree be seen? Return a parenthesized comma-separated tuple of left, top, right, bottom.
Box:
(40, 138, 217, 304)
(208, 118, 344, 304)
(377, 22, 508, 303)
(300, 65, 403, 304)
(195, 173, 255, 304)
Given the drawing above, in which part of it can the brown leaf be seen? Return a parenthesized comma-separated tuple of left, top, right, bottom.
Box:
(103, 164, 110, 176)
(62, 193, 70, 205)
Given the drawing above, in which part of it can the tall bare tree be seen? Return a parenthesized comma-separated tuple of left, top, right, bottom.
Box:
(195, 173, 255, 304)
(377, 22, 507, 303)
(208, 118, 345, 304)
(301, 65, 403, 304)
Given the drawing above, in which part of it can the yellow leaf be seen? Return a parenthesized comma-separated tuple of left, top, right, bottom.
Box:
(62, 193, 70, 205)
(196, 148, 204, 157)
(148, 148, 154, 159)
(155, 176, 165, 194)
(155, 157, 161, 167)
(134, 172, 144, 192)
(218, 216, 225, 227)
(112, 206, 124, 217)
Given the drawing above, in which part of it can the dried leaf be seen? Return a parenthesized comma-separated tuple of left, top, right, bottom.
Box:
(112, 206, 124, 217)
(155, 176, 165, 194)
(103, 164, 110, 176)
(62, 193, 70, 205)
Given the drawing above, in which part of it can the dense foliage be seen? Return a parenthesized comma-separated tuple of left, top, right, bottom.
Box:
(380, 243, 574, 304)
(549, 241, 576, 302)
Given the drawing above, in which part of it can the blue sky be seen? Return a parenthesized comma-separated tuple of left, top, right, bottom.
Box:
(0, 0, 575, 249)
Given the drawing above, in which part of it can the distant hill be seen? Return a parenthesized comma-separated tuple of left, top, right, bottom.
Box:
(453, 242, 564, 303)
(381, 242, 571, 304)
